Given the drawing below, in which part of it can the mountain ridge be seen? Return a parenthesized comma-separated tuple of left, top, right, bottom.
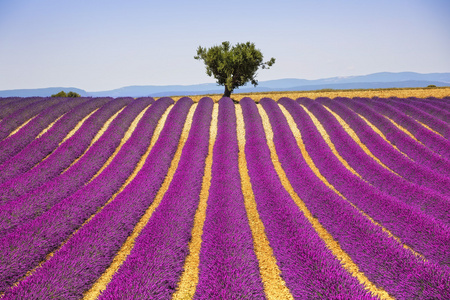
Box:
(1, 72, 449, 97)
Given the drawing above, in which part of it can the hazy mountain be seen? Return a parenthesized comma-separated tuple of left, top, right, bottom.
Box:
(1, 72, 449, 97)
(0, 87, 88, 97)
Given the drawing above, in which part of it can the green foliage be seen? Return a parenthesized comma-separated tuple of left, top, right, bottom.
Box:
(194, 41, 275, 97)
(67, 91, 81, 97)
(51, 91, 67, 97)
(427, 84, 437, 88)
(51, 91, 81, 97)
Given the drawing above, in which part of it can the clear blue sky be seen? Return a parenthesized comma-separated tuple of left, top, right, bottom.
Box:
(1, 0, 449, 91)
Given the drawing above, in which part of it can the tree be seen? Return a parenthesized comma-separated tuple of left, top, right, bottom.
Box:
(51, 91, 81, 97)
(67, 91, 81, 97)
(194, 41, 275, 97)
(51, 91, 67, 97)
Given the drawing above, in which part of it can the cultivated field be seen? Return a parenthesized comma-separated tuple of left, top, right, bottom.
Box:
(0, 95, 449, 299)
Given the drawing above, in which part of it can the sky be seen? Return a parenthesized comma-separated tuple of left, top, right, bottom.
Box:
(0, 0, 449, 91)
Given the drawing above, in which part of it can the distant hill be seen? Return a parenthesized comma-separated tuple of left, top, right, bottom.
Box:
(0, 87, 88, 97)
(1, 72, 449, 97)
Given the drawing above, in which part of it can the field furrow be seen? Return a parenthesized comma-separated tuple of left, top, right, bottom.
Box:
(193, 98, 266, 299)
(172, 101, 218, 299)
(242, 98, 377, 298)
(0, 97, 88, 164)
(0, 98, 109, 185)
(278, 98, 423, 259)
(425, 97, 450, 112)
(267, 98, 450, 298)
(405, 98, 450, 124)
(5, 98, 173, 293)
(0, 97, 130, 204)
(299, 98, 450, 225)
(0, 97, 44, 121)
(383, 98, 450, 139)
(0, 98, 191, 298)
(96, 99, 212, 298)
(0, 97, 66, 140)
(0, 98, 152, 234)
(363, 98, 450, 159)
(0, 96, 449, 299)
(279, 98, 450, 265)
(318, 98, 450, 197)
(236, 102, 294, 300)
(340, 98, 450, 178)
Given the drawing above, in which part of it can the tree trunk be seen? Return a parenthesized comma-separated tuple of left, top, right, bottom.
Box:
(223, 85, 232, 98)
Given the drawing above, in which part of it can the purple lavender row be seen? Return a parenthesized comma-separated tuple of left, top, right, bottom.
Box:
(383, 97, 450, 139)
(362, 97, 450, 160)
(0, 97, 111, 185)
(317, 97, 450, 197)
(0, 97, 21, 112)
(271, 97, 450, 298)
(404, 97, 450, 122)
(423, 97, 450, 113)
(0, 97, 88, 164)
(404, 97, 450, 124)
(279, 97, 450, 267)
(338, 97, 450, 179)
(100, 97, 214, 298)
(0, 98, 152, 234)
(241, 98, 374, 299)
(193, 98, 265, 299)
(298, 98, 450, 225)
(0, 97, 131, 204)
(0, 97, 43, 120)
(0, 97, 173, 295)
(0, 97, 65, 140)
(0, 98, 192, 299)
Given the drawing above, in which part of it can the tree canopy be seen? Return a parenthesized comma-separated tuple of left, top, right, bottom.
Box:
(194, 41, 275, 97)
(51, 91, 81, 97)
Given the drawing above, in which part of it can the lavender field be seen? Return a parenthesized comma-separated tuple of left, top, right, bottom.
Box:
(0, 96, 449, 299)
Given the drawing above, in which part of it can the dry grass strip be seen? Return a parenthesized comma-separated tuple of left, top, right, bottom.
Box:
(172, 103, 219, 299)
(235, 105, 294, 300)
(279, 105, 425, 260)
(6, 115, 38, 138)
(36, 113, 66, 139)
(322, 105, 400, 177)
(5, 105, 175, 294)
(83, 104, 197, 299)
(89, 104, 152, 183)
(257, 105, 393, 300)
(165, 87, 450, 103)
